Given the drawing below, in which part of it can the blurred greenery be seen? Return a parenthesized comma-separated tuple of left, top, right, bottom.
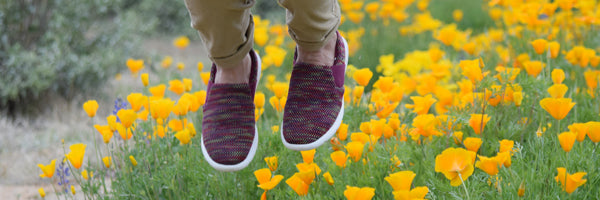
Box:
(0, 0, 288, 115)
(0, 0, 134, 114)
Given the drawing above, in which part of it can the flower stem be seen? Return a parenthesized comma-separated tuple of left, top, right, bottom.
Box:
(458, 173, 471, 200)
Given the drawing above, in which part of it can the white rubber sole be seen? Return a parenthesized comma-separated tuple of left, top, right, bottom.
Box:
(201, 50, 261, 172)
(281, 36, 349, 151)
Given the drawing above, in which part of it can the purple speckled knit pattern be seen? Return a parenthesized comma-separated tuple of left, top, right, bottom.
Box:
(202, 50, 258, 165)
(282, 32, 346, 144)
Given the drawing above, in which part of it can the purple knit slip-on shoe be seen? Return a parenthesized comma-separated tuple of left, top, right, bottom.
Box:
(201, 50, 261, 172)
(281, 32, 348, 151)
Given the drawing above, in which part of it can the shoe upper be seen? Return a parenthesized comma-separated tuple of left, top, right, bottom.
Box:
(202, 50, 259, 165)
(282, 32, 346, 145)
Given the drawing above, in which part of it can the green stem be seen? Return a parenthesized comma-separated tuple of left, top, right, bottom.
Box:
(458, 173, 471, 200)
(51, 178, 62, 200)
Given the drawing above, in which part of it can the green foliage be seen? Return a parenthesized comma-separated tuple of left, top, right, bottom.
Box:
(0, 0, 134, 112)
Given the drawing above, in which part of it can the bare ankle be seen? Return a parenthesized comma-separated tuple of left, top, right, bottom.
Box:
(215, 54, 251, 84)
(297, 36, 336, 66)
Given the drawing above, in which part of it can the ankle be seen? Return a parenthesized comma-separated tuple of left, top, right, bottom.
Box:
(296, 36, 336, 66)
(215, 54, 251, 84)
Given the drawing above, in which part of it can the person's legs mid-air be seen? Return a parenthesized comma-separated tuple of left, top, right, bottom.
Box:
(184, 0, 260, 172)
(183, 0, 346, 171)
(279, 0, 347, 151)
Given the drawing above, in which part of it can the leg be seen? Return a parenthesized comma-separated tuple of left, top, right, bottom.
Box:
(280, 0, 347, 150)
(184, 0, 261, 171)
(184, 0, 254, 83)
(279, 0, 341, 66)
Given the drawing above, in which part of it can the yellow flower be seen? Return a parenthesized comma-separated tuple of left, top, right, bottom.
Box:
(129, 155, 138, 167)
(547, 84, 568, 98)
(271, 82, 288, 99)
(126, 58, 144, 74)
(71, 185, 75, 195)
(141, 73, 149, 87)
(513, 91, 523, 107)
(285, 172, 312, 196)
(269, 96, 286, 113)
(568, 123, 589, 142)
(549, 41, 560, 58)
(343, 186, 375, 200)
(83, 100, 99, 118)
(38, 159, 56, 178)
(177, 62, 185, 71)
(102, 156, 111, 168)
(392, 186, 429, 200)
(405, 94, 437, 115)
(337, 123, 349, 141)
(385, 170, 415, 191)
(254, 168, 284, 191)
(168, 79, 185, 95)
(149, 84, 166, 98)
(323, 172, 334, 185)
(523, 61, 545, 77)
(38, 187, 45, 198)
(255, 92, 265, 109)
(66, 143, 86, 169)
(126, 93, 146, 112)
(475, 155, 500, 176)
(555, 168, 587, 194)
(173, 97, 191, 116)
(174, 129, 191, 145)
(453, 10, 463, 22)
(531, 39, 548, 55)
(469, 114, 491, 135)
(411, 114, 440, 137)
(265, 45, 287, 67)
(463, 137, 482, 152)
(117, 109, 137, 129)
(254, 25, 268, 47)
(499, 139, 514, 153)
(82, 169, 89, 180)
(183, 78, 192, 92)
(300, 149, 316, 164)
(551, 69, 565, 84)
(459, 59, 484, 83)
(264, 156, 278, 171)
(193, 90, 207, 107)
(518, 182, 526, 197)
(434, 147, 476, 186)
(173, 36, 190, 49)
(330, 150, 348, 168)
(345, 142, 364, 162)
(346, 11, 365, 24)
(435, 24, 458, 46)
(161, 56, 173, 68)
(200, 72, 211, 86)
(150, 98, 174, 120)
(197, 62, 204, 71)
(586, 122, 600, 143)
(558, 132, 577, 153)
(540, 98, 575, 120)
(353, 68, 373, 87)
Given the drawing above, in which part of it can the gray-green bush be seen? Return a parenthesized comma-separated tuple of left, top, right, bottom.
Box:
(0, 0, 136, 113)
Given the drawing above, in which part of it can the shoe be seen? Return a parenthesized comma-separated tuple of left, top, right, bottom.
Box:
(281, 32, 348, 151)
(201, 50, 261, 171)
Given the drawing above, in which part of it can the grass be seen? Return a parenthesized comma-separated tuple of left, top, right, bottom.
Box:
(32, 0, 600, 199)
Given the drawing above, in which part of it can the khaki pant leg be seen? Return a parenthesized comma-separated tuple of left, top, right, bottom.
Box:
(184, 0, 255, 68)
(278, 0, 341, 51)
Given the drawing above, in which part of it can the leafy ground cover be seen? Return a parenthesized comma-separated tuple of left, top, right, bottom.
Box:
(35, 0, 600, 199)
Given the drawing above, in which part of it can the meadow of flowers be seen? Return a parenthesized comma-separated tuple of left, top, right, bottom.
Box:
(36, 0, 600, 199)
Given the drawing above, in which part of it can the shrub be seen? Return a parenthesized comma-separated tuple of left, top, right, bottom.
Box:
(0, 0, 134, 113)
